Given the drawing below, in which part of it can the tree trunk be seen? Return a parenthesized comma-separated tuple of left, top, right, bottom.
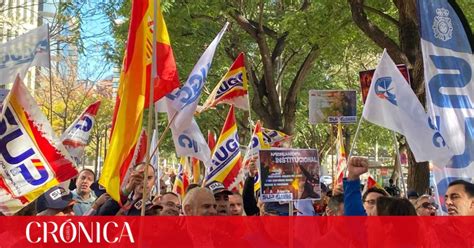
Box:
(348, 0, 430, 193)
(407, 148, 430, 194)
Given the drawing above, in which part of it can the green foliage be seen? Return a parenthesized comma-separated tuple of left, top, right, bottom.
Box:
(100, 0, 473, 167)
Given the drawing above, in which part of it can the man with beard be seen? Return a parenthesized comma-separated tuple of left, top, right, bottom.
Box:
(206, 181, 232, 216)
(153, 192, 181, 216)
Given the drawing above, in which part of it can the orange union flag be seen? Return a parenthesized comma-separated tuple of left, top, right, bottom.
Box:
(199, 52, 249, 112)
(100, 0, 179, 202)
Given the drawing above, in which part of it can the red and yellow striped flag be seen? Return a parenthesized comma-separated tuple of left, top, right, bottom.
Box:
(335, 121, 347, 186)
(99, 0, 179, 202)
(173, 158, 189, 198)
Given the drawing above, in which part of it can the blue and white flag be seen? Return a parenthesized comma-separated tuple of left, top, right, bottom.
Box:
(363, 50, 453, 163)
(0, 25, 50, 84)
(418, 0, 474, 213)
(166, 95, 211, 167)
(167, 22, 229, 132)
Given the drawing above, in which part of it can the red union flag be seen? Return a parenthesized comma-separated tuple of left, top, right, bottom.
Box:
(61, 101, 101, 165)
(198, 52, 249, 112)
(205, 106, 242, 190)
(0, 77, 78, 215)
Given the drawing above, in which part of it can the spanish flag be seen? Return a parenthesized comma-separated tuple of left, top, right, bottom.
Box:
(99, 0, 179, 202)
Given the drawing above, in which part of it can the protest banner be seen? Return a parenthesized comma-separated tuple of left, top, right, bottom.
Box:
(308, 90, 357, 124)
(359, 64, 410, 104)
(259, 148, 320, 202)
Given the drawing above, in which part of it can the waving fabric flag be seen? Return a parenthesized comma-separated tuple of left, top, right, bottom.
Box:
(61, 101, 101, 165)
(119, 130, 148, 203)
(0, 77, 77, 215)
(173, 161, 189, 198)
(261, 127, 291, 147)
(167, 95, 212, 167)
(242, 121, 268, 192)
(167, 22, 229, 132)
(362, 50, 452, 163)
(205, 106, 242, 190)
(362, 176, 387, 196)
(418, 0, 474, 212)
(199, 52, 249, 112)
(191, 157, 200, 184)
(100, 0, 178, 202)
(0, 25, 50, 84)
(208, 130, 216, 152)
(335, 122, 347, 185)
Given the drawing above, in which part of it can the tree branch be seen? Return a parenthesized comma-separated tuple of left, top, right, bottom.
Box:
(283, 45, 320, 134)
(348, 0, 407, 63)
(363, 4, 399, 27)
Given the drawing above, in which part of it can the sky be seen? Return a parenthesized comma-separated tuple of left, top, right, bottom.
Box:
(77, 1, 115, 81)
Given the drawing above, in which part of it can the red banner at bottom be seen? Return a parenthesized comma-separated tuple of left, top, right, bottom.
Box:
(0, 217, 473, 247)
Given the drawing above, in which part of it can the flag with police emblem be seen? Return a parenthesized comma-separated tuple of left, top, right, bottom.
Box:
(205, 105, 242, 190)
(0, 77, 77, 215)
(418, 0, 474, 212)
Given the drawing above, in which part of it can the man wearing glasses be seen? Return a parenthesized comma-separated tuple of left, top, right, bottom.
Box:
(415, 195, 437, 216)
(362, 188, 388, 216)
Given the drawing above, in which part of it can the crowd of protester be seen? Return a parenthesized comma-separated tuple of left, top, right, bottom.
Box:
(7, 157, 473, 217)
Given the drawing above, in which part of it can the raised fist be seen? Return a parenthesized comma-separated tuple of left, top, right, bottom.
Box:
(347, 157, 368, 181)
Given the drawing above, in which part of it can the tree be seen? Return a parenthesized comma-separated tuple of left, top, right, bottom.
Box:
(347, 0, 473, 193)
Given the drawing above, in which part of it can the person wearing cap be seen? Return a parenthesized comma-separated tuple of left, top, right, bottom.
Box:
(415, 194, 438, 216)
(206, 181, 232, 216)
(36, 186, 75, 216)
(71, 169, 97, 216)
(182, 187, 217, 216)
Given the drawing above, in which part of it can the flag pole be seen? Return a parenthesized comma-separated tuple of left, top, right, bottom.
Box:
(46, 24, 53, 126)
(154, 109, 161, 196)
(392, 131, 407, 197)
(345, 117, 363, 177)
(330, 124, 335, 187)
(141, 0, 158, 216)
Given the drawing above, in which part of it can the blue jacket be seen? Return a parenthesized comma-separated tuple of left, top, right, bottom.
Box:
(343, 178, 366, 216)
